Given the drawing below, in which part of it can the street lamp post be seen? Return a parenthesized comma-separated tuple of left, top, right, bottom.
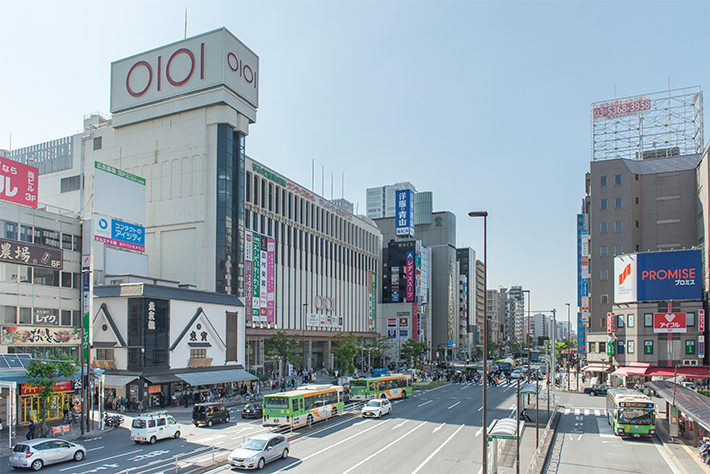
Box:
(302, 304, 308, 373)
(523, 290, 531, 385)
(565, 303, 570, 392)
(469, 211, 488, 474)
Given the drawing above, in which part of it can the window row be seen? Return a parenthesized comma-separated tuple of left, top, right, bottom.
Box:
(599, 222, 623, 233)
(245, 171, 377, 254)
(0, 220, 81, 251)
(600, 198, 623, 210)
(600, 175, 623, 186)
(0, 263, 81, 288)
(598, 312, 697, 330)
(588, 339, 698, 355)
(1, 306, 81, 326)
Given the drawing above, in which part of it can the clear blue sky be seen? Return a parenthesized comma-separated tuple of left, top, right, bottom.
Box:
(1, 1, 708, 316)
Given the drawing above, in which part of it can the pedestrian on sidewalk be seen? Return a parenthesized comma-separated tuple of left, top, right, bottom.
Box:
(26, 419, 36, 440)
(521, 408, 532, 422)
(70, 403, 79, 424)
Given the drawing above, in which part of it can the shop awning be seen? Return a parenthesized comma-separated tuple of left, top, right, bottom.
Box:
(177, 369, 257, 386)
(645, 367, 710, 379)
(103, 375, 138, 387)
(611, 362, 651, 377)
(583, 364, 611, 373)
(143, 374, 185, 384)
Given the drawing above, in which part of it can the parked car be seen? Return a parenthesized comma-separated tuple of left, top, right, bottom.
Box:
(193, 402, 230, 427)
(584, 384, 608, 396)
(227, 433, 289, 470)
(361, 398, 392, 418)
(9, 438, 86, 471)
(241, 403, 263, 419)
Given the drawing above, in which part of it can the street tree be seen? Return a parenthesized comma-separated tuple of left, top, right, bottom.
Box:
(400, 338, 428, 368)
(264, 332, 303, 376)
(24, 353, 79, 437)
(333, 342, 359, 376)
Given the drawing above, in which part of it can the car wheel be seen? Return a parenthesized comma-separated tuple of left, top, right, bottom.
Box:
(207, 420, 213, 427)
(378, 411, 382, 419)
(307, 414, 313, 428)
(257, 457, 265, 470)
(282, 448, 289, 459)
(149, 436, 157, 445)
(74, 450, 85, 461)
(31, 459, 43, 471)
(241, 414, 245, 418)
(226, 416, 230, 423)
(590, 392, 596, 396)
(174, 430, 181, 439)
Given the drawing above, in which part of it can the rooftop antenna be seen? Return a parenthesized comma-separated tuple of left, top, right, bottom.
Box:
(184, 8, 187, 39)
(312, 159, 314, 191)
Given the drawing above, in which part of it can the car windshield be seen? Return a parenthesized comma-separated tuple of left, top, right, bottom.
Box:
(366, 401, 381, 407)
(264, 396, 289, 409)
(350, 380, 367, 388)
(618, 408, 654, 425)
(242, 439, 267, 451)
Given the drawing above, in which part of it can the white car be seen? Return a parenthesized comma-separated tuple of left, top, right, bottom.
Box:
(228, 433, 289, 470)
(361, 399, 392, 418)
(510, 369, 524, 379)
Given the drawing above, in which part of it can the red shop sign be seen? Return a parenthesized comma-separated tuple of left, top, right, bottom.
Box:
(699, 309, 705, 333)
(607, 312, 615, 333)
(653, 312, 687, 333)
(21, 380, 72, 396)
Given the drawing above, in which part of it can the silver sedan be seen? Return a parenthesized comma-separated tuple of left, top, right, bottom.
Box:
(9, 438, 86, 471)
(228, 433, 290, 470)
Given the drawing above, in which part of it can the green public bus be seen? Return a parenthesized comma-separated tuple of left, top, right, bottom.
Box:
(263, 384, 345, 428)
(606, 388, 656, 438)
(349, 374, 412, 401)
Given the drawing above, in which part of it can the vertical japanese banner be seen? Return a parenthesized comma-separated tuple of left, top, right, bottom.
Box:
(406, 252, 414, 302)
(260, 236, 268, 322)
(699, 335, 705, 359)
(245, 232, 253, 322)
(367, 272, 374, 329)
(699, 309, 705, 333)
(577, 312, 585, 353)
(412, 302, 418, 342)
(252, 235, 261, 321)
(371, 271, 376, 331)
(267, 238, 275, 323)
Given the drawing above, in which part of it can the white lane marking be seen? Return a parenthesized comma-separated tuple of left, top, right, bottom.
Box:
(577, 434, 583, 441)
(341, 421, 427, 474)
(448, 401, 461, 410)
(652, 437, 686, 474)
(433, 423, 446, 433)
(86, 446, 104, 452)
(476, 427, 483, 437)
(564, 408, 570, 415)
(271, 419, 390, 473)
(584, 409, 591, 416)
(478, 406, 483, 412)
(417, 400, 433, 408)
(411, 424, 465, 474)
(192, 434, 226, 443)
(58, 449, 143, 470)
(393, 421, 409, 430)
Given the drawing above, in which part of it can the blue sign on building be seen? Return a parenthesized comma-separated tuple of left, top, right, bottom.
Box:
(395, 189, 415, 237)
(636, 249, 701, 302)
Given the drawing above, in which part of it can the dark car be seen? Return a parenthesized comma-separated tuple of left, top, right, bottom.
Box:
(241, 403, 263, 419)
(192, 402, 230, 427)
(584, 384, 608, 396)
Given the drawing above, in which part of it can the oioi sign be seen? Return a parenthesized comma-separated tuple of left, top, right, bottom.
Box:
(111, 28, 258, 116)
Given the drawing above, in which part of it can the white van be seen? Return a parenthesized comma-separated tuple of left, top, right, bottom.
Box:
(130, 411, 180, 444)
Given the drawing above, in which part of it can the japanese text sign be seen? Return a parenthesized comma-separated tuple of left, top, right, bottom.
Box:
(0, 156, 39, 208)
(699, 309, 705, 333)
(94, 216, 145, 252)
(653, 312, 687, 333)
(607, 312, 615, 333)
(1, 326, 80, 346)
(0, 239, 62, 270)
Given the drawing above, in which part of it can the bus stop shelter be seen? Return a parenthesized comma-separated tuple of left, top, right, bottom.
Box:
(647, 380, 710, 447)
(488, 418, 523, 474)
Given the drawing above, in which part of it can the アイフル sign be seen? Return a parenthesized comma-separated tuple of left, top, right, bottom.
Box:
(653, 312, 687, 333)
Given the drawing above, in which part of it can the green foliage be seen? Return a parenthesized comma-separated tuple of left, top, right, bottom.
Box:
(25, 354, 78, 437)
(400, 338, 428, 368)
(333, 342, 359, 375)
(264, 332, 303, 373)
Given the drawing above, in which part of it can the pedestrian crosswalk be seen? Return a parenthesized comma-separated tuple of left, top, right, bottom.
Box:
(562, 408, 605, 417)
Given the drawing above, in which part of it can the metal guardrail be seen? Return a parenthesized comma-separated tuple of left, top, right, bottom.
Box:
(525, 392, 559, 474)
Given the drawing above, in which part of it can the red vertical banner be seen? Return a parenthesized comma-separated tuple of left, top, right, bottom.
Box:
(607, 312, 615, 333)
(0, 156, 39, 208)
(699, 309, 705, 333)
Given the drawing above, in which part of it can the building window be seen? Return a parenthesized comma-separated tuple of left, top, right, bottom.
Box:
(636, 220, 639, 228)
(93, 137, 102, 150)
(615, 245, 623, 255)
(644, 313, 653, 327)
(617, 341, 624, 354)
(601, 294, 608, 304)
(686, 340, 696, 355)
(614, 198, 622, 208)
(600, 269, 608, 280)
(95, 349, 114, 361)
(600, 222, 608, 233)
(599, 342, 606, 353)
(600, 246, 608, 257)
(636, 197, 639, 204)
(644, 340, 653, 354)
(614, 221, 623, 232)
(615, 174, 622, 185)
(600, 176, 607, 187)
(61, 310, 72, 326)
(62, 234, 73, 250)
(627, 340, 635, 354)
(60, 176, 81, 193)
(190, 348, 207, 359)
(686, 312, 695, 327)
(588, 342, 595, 352)
(617, 315, 624, 328)
(2, 306, 17, 324)
(601, 199, 608, 210)
(34, 268, 59, 287)
(627, 314, 634, 327)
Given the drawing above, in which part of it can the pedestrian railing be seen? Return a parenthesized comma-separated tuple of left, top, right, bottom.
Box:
(525, 396, 559, 474)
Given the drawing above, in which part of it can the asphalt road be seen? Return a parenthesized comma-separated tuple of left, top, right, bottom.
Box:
(544, 391, 707, 474)
(2, 380, 530, 474)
